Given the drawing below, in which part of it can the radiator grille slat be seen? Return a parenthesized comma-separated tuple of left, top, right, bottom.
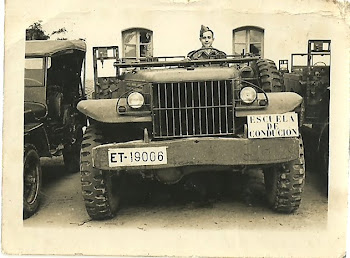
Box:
(211, 81, 215, 134)
(205, 81, 209, 134)
(197, 82, 202, 135)
(224, 80, 228, 132)
(164, 83, 169, 136)
(171, 83, 176, 136)
(157, 84, 162, 135)
(177, 83, 182, 136)
(191, 82, 196, 135)
(218, 82, 222, 133)
(152, 80, 234, 138)
(184, 83, 189, 135)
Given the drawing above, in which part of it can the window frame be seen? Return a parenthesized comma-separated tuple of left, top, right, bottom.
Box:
(121, 28, 153, 60)
(24, 57, 46, 87)
(232, 26, 264, 57)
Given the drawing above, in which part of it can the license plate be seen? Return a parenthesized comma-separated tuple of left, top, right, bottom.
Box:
(247, 112, 299, 139)
(108, 147, 168, 167)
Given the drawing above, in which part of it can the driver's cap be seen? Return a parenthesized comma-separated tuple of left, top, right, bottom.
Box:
(200, 25, 210, 37)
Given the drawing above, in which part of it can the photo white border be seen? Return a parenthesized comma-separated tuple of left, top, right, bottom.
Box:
(2, 0, 349, 257)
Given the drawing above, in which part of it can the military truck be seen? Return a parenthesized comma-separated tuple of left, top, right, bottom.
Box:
(78, 46, 305, 220)
(24, 40, 87, 218)
(280, 40, 330, 176)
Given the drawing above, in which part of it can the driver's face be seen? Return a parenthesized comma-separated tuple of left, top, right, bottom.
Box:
(200, 31, 214, 48)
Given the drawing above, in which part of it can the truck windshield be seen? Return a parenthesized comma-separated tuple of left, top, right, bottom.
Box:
(24, 58, 44, 86)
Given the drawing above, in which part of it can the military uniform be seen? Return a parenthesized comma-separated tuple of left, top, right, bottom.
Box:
(187, 47, 226, 60)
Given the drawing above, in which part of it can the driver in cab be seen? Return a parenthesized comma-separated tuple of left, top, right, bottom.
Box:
(187, 25, 226, 60)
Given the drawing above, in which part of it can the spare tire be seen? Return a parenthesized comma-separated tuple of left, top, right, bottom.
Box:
(256, 59, 283, 92)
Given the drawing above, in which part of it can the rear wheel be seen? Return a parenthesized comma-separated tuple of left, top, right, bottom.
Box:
(256, 59, 283, 92)
(80, 125, 123, 220)
(263, 138, 305, 213)
(23, 144, 42, 219)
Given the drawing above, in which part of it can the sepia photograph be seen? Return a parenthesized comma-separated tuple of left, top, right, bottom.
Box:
(2, 0, 349, 257)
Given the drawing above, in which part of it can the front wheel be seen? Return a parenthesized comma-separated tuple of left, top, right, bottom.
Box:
(80, 125, 123, 220)
(23, 144, 42, 219)
(263, 138, 305, 213)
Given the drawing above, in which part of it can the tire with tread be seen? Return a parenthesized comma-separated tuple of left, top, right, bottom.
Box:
(256, 59, 283, 92)
(23, 144, 42, 219)
(80, 125, 122, 220)
(263, 138, 305, 213)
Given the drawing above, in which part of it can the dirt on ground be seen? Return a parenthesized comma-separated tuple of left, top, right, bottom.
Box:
(24, 156, 328, 230)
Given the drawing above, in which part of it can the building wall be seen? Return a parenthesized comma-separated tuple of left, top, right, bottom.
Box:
(41, 2, 345, 79)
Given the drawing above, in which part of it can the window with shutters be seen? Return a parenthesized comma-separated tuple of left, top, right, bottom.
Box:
(122, 28, 153, 60)
(233, 26, 264, 57)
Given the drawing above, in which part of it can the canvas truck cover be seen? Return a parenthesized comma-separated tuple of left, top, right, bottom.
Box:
(25, 40, 86, 57)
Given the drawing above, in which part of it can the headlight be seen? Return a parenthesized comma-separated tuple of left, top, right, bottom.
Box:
(127, 92, 145, 109)
(240, 87, 257, 104)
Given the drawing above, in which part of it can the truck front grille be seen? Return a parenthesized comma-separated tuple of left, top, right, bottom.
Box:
(152, 80, 234, 138)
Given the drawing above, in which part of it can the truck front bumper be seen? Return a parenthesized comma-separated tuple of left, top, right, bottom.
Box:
(92, 137, 301, 171)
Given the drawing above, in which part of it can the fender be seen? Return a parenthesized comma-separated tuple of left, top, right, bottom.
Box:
(24, 123, 50, 157)
(77, 99, 152, 123)
(236, 92, 303, 117)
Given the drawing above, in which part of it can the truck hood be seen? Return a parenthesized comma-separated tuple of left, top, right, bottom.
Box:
(121, 66, 240, 83)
